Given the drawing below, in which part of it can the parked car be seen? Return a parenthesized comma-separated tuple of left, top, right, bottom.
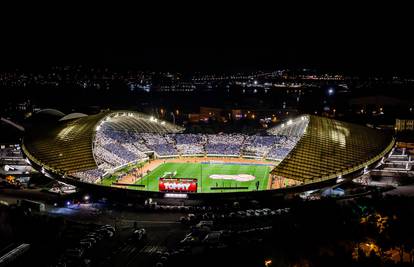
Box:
(101, 225, 115, 232)
(65, 248, 84, 259)
(202, 231, 223, 246)
(133, 228, 147, 241)
(79, 241, 93, 249)
(262, 208, 271, 216)
(180, 235, 200, 245)
(246, 210, 255, 217)
(81, 237, 97, 244)
(96, 228, 113, 238)
(195, 221, 213, 229)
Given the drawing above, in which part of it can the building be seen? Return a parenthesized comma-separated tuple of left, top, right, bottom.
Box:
(395, 118, 414, 131)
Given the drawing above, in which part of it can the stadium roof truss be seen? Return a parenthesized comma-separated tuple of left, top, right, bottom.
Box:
(22, 111, 184, 175)
(271, 115, 394, 184)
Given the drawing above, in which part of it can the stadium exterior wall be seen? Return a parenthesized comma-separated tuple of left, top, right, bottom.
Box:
(23, 147, 388, 205)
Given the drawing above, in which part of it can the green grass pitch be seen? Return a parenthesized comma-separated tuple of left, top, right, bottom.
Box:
(131, 162, 271, 193)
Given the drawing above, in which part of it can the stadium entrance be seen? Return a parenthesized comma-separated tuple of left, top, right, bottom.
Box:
(146, 152, 156, 160)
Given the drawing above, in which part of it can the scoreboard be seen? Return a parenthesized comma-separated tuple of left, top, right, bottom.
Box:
(159, 178, 198, 192)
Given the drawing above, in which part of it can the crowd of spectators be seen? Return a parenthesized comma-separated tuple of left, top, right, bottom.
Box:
(139, 133, 178, 156)
(78, 131, 300, 182)
(93, 131, 149, 171)
(93, 131, 300, 165)
(72, 169, 105, 184)
(242, 135, 283, 157)
(266, 136, 299, 160)
(172, 134, 206, 155)
(205, 134, 246, 156)
(107, 131, 152, 152)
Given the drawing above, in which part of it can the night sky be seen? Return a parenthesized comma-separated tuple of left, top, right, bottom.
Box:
(1, 6, 412, 75)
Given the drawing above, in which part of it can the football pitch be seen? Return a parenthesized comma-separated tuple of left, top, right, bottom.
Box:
(132, 162, 271, 193)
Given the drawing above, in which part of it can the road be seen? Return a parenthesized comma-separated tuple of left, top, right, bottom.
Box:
(0, 187, 188, 267)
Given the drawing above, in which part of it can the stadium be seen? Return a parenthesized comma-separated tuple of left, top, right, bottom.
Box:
(21, 110, 395, 200)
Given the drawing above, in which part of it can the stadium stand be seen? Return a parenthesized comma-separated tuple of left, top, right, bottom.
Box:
(90, 130, 300, 177)
(139, 133, 178, 156)
(242, 135, 283, 158)
(172, 133, 206, 155)
(266, 136, 299, 160)
(72, 169, 105, 184)
(205, 134, 246, 156)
